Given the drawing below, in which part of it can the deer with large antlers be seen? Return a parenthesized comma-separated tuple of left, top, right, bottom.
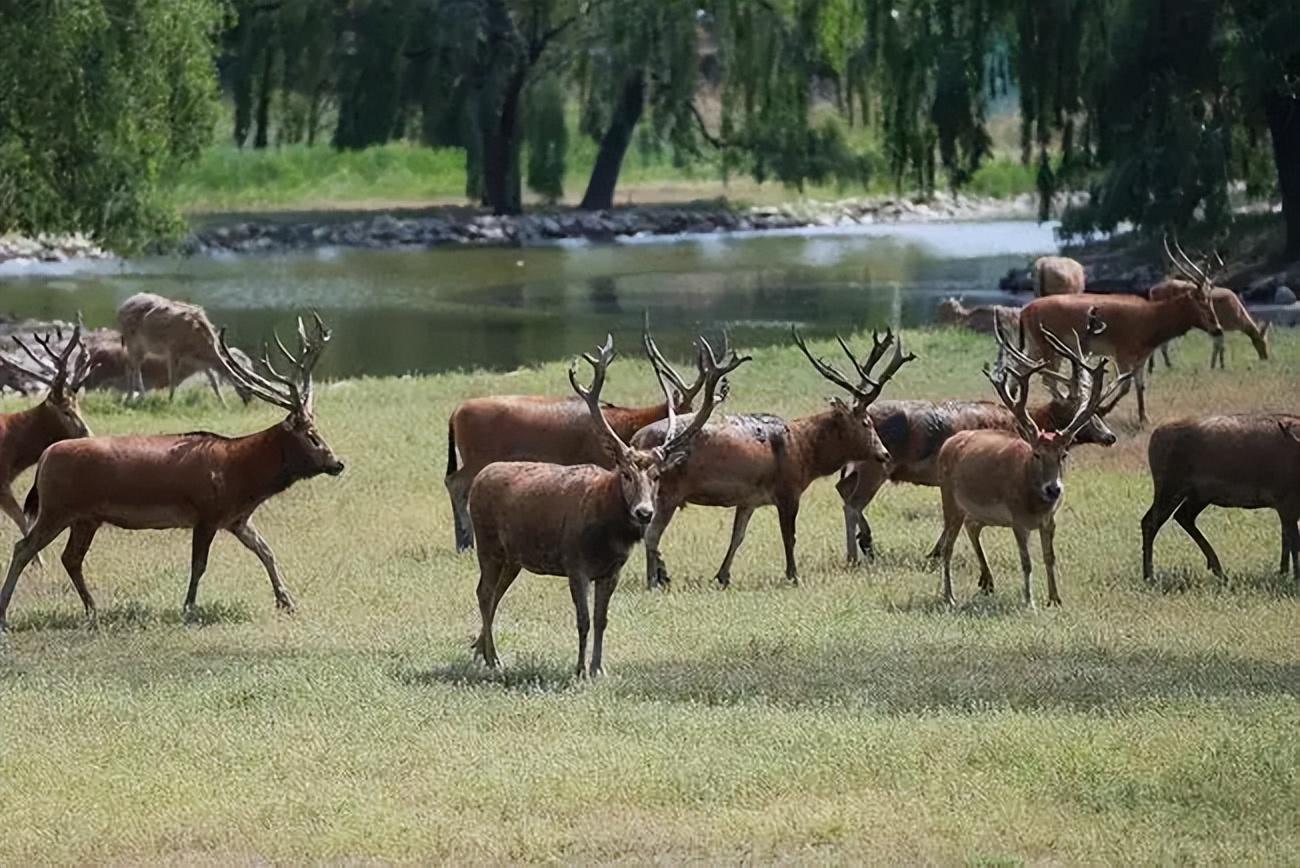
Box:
(1017, 237, 1221, 425)
(0, 325, 95, 562)
(632, 328, 913, 588)
(0, 315, 345, 630)
(837, 311, 1123, 565)
(1147, 279, 1270, 370)
(445, 320, 708, 551)
(469, 334, 746, 675)
(935, 326, 1130, 607)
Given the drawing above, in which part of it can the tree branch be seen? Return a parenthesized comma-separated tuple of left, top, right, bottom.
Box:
(690, 101, 726, 150)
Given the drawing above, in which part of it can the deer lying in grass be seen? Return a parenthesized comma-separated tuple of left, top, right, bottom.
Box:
(116, 292, 253, 406)
(936, 297, 1021, 336)
(445, 322, 707, 551)
(1032, 256, 1085, 296)
(0, 315, 345, 631)
(1018, 237, 1221, 425)
(633, 328, 912, 588)
(935, 327, 1130, 607)
(1146, 280, 1270, 370)
(469, 334, 745, 675)
(838, 312, 1123, 564)
(1142, 414, 1300, 584)
(0, 326, 95, 562)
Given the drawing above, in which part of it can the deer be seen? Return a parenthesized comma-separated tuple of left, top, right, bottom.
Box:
(80, 327, 257, 395)
(468, 333, 746, 676)
(0, 315, 345, 631)
(445, 320, 708, 552)
(936, 297, 1021, 336)
(1141, 414, 1300, 584)
(632, 328, 913, 589)
(0, 325, 95, 564)
(837, 311, 1124, 565)
(1017, 237, 1222, 425)
(935, 326, 1131, 607)
(1146, 279, 1270, 370)
(116, 292, 253, 407)
(1032, 256, 1086, 296)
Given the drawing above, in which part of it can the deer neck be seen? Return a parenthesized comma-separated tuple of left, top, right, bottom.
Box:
(789, 410, 857, 484)
(590, 470, 645, 546)
(1149, 295, 1203, 344)
(3, 405, 51, 473)
(225, 422, 302, 504)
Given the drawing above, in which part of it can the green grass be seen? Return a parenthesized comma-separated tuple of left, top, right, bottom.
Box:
(1, 327, 1296, 863)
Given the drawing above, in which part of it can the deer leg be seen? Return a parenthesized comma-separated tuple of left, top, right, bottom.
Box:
(777, 498, 800, 584)
(1141, 486, 1183, 582)
(1161, 341, 1173, 369)
(1172, 500, 1225, 581)
(474, 558, 519, 668)
(589, 573, 619, 676)
(184, 524, 218, 612)
(1133, 363, 1149, 427)
(1012, 526, 1035, 608)
(837, 462, 886, 564)
(1287, 516, 1300, 581)
(204, 368, 229, 409)
(965, 523, 993, 594)
(60, 520, 100, 617)
(714, 506, 755, 588)
(937, 485, 964, 607)
(166, 354, 178, 402)
(568, 574, 591, 677)
(643, 501, 677, 589)
(1041, 518, 1061, 607)
(0, 518, 69, 630)
(1211, 334, 1225, 369)
(445, 472, 475, 552)
(229, 520, 295, 611)
(0, 485, 43, 568)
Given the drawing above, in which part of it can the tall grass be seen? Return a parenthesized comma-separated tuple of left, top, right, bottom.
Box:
(1, 327, 1294, 863)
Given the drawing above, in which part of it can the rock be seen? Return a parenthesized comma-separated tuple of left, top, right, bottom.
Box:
(1274, 285, 1296, 305)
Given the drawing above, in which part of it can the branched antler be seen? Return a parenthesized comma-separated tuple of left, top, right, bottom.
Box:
(217, 312, 332, 415)
(793, 327, 915, 408)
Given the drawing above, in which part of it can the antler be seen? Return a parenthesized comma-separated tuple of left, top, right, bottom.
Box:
(1040, 326, 1133, 442)
(642, 312, 708, 407)
(793, 327, 915, 408)
(216, 312, 332, 415)
(0, 320, 91, 394)
(1163, 233, 1219, 291)
(655, 334, 751, 457)
(568, 334, 633, 462)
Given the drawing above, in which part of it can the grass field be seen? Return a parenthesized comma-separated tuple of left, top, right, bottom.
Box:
(0, 327, 1296, 863)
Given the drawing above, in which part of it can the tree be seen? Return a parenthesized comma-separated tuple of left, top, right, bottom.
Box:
(0, 0, 222, 249)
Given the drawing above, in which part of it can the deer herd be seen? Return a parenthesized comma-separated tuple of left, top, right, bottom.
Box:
(0, 239, 1293, 677)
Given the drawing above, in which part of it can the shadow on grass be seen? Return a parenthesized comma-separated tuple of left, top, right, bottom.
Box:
(396, 655, 581, 695)
(612, 638, 1300, 714)
(5, 600, 252, 633)
(1121, 564, 1299, 599)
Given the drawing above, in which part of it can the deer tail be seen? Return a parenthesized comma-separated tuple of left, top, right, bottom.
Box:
(445, 417, 459, 479)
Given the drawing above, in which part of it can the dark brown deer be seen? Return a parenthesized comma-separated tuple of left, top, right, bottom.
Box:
(1018, 238, 1222, 425)
(0, 326, 95, 564)
(445, 322, 707, 551)
(116, 292, 252, 406)
(0, 315, 345, 631)
(935, 326, 1130, 607)
(468, 334, 746, 675)
(632, 328, 913, 589)
(1141, 414, 1300, 584)
(838, 311, 1123, 564)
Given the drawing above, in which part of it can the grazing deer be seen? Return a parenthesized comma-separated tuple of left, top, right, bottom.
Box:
(445, 322, 707, 552)
(1142, 414, 1300, 584)
(1018, 237, 1221, 425)
(0, 326, 95, 562)
(77, 328, 257, 395)
(935, 327, 1130, 607)
(469, 334, 745, 675)
(116, 292, 253, 407)
(632, 329, 913, 588)
(1147, 280, 1270, 370)
(0, 315, 345, 631)
(1032, 256, 1086, 296)
(936, 297, 1021, 336)
(838, 313, 1123, 564)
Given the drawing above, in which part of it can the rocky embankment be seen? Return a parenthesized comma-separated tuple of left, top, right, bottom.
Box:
(184, 191, 1088, 255)
(0, 233, 110, 265)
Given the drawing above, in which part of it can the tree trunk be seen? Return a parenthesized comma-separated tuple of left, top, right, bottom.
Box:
(482, 68, 526, 216)
(1264, 90, 1300, 259)
(253, 46, 275, 150)
(579, 71, 646, 211)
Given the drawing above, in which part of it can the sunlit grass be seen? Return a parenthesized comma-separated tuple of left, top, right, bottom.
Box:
(0, 327, 1295, 863)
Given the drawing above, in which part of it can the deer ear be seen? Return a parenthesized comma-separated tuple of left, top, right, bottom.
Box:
(828, 396, 850, 414)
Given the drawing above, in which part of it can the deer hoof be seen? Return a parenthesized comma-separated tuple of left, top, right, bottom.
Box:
(275, 594, 296, 614)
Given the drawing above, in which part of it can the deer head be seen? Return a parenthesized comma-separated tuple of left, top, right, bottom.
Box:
(793, 327, 915, 466)
(570, 333, 748, 528)
(1164, 234, 1223, 337)
(217, 313, 345, 478)
(0, 322, 96, 439)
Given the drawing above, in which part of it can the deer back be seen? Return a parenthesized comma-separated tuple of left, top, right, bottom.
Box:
(1033, 256, 1086, 296)
(1148, 414, 1300, 511)
(117, 293, 221, 361)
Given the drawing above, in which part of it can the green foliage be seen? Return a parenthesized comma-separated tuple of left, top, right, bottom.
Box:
(524, 76, 568, 202)
(0, 0, 222, 249)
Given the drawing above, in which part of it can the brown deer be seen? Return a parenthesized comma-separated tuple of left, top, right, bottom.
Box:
(1147, 280, 1270, 370)
(936, 297, 1021, 336)
(469, 334, 745, 675)
(1018, 237, 1222, 425)
(632, 328, 913, 589)
(116, 292, 253, 406)
(1032, 256, 1086, 296)
(935, 327, 1130, 607)
(0, 326, 95, 563)
(1142, 414, 1300, 584)
(837, 312, 1124, 564)
(0, 315, 345, 631)
(445, 322, 707, 552)
(80, 327, 257, 396)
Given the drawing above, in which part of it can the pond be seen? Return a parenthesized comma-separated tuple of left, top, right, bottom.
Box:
(0, 220, 1059, 378)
